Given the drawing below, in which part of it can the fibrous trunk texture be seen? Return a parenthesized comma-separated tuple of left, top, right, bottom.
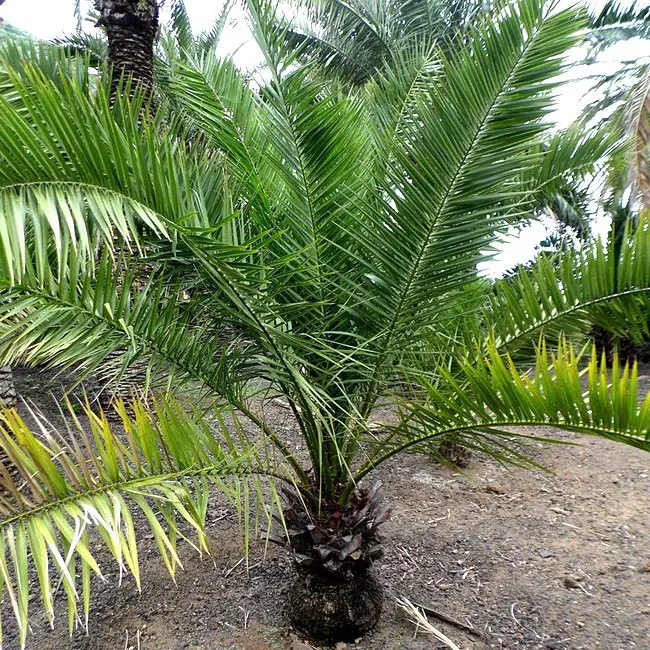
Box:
(0, 366, 15, 407)
(289, 569, 383, 641)
(439, 439, 472, 467)
(94, 0, 159, 100)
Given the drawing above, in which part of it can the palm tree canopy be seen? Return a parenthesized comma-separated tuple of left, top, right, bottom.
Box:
(280, 0, 494, 84)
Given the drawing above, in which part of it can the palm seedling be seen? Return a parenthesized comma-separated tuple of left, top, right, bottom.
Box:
(1, 0, 650, 645)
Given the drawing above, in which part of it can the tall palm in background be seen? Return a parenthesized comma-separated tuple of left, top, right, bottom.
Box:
(280, 0, 492, 85)
(93, 0, 160, 99)
(569, 2, 650, 358)
(280, 0, 637, 251)
(1, 0, 650, 646)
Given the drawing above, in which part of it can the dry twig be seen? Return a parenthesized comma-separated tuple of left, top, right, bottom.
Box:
(396, 596, 463, 650)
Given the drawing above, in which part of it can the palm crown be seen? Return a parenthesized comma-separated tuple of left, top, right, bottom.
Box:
(1, 0, 650, 644)
(278, 0, 494, 84)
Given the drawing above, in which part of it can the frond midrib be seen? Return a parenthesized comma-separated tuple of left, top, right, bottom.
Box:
(492, 286, 650, 351)
(354, 417, 650, 483)
(0, 461, 269, 529)
(0, 179, 173, 230)
(361, 8, 550, 416)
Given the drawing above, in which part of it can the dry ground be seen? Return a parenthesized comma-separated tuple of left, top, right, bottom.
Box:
(3, 366, 650, 650)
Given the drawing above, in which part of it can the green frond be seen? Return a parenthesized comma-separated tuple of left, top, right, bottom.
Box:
(0, 39, 93, 101)
(169, 0, 195, 53)
(0, 246, 258, 402)
(483, 223, 650, 353)
(281, 0, 491, 84)
(355, 338, 650, 486)
(350, 0, 583, 411)
(0, 397, 270, 648)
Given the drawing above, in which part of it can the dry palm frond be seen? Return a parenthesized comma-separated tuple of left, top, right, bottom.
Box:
(396, 596, 462, 650)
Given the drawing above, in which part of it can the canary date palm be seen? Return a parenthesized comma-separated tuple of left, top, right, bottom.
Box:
(279, 0, 494, 85)
(1, 0, 650, 645)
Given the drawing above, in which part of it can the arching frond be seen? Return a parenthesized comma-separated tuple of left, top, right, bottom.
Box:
(484, 224, 650, 354)
(0, 39, 93, 106)
(353, 340, 650, 488)
(0, 398, 276, 648)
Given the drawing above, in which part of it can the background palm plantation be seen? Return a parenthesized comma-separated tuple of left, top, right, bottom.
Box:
(1, 0, 650, 645)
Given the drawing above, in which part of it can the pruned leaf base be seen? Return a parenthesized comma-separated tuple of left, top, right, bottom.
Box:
(289, 570, 383, 641)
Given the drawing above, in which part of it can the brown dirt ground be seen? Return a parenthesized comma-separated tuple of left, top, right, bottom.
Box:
(3, 366, 650, 650)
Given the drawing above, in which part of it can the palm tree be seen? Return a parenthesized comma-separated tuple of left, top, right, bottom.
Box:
(1, 0, 650, 645)
(280, 0, 493, 85)
(580, 2, 650, 127)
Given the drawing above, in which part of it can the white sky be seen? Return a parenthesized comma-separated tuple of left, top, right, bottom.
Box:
(1, 0, 649, 276)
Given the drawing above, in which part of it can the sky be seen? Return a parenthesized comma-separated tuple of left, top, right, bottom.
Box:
(1, 0, 649, 275)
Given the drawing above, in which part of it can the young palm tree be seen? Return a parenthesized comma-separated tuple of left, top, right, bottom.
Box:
(1, 0, 650, 645)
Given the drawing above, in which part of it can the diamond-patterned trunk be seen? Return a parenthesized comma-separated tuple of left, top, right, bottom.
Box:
(94, 0, 159, 102)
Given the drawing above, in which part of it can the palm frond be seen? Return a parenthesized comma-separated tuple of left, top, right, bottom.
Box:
(203, 0, 235, 53)
(0, 39, 93, 105)
(587, 1, 650, 53)
(169, 0, 195, 53)
(483, 224, 650, 354)
(0, 397, 273, 648)
(354, 339, 650, 486)
(351, 0, 583, 411)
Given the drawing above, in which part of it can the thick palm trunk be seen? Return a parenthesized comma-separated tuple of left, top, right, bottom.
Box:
(289, 569, 383, 641)
(94, 0, 160, 100)
(273, 484, 388, 640)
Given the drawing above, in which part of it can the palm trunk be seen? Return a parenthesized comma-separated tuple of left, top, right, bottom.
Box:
(273, 484, 387, 640)
(289, 569, 383, 641)
(94, 0, 160, 101)
(0, 366, 16, 407)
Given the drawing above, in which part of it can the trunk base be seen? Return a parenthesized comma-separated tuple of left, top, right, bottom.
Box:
(289, 570, 383, 641)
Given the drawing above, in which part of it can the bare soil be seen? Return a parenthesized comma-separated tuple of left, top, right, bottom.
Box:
(4, 366, 650, 650)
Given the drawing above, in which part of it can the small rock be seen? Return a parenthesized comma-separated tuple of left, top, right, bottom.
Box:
(539, 549, 554, 559)
(335, 643, 348, 650)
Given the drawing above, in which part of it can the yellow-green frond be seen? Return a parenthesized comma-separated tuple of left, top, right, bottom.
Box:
(0, 397, 267, 648)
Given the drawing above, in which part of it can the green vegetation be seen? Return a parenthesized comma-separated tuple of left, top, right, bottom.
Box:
(0, 0, 650, 645)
